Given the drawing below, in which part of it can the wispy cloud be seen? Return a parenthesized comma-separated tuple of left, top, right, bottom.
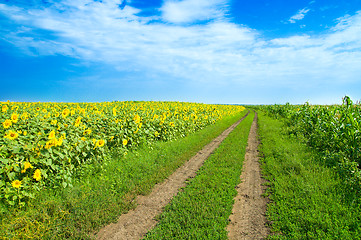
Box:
(0, 2, 360, 93)
(288, 8, 310, 23)
(160, 0, 229, 24)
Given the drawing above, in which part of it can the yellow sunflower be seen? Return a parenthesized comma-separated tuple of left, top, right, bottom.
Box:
(74, 116, 82, 127)
(2, 105, 8, 112)
(5, 130, 19, 140)
(11, 180, 21, 188)
(133, 114, 141, 124)
(21, 161, 33, 173)
(11, 113, 19, 123)
(95, 139, 105, 148)
(56, 137, 63, 147)
(33, 169, 41, 181)
(2, 119, 12, 129)
(62, 108, 70, 118)
(48, 130, 56, 139)
(84, 129, 92, 135)
(45, 138, 57, 149)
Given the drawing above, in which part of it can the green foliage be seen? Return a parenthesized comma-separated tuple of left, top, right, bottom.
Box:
(260, 96, 361, 198)
(258, 112, 361, 239)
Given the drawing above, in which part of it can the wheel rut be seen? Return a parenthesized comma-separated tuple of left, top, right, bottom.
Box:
(96, 112, 249, 240)
(227, 112, 269, 240)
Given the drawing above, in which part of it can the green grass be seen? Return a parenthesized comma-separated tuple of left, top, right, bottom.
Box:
(0, 110, 248, 239)
(144, 111, 255, 239)
(257, 111, 361, 240)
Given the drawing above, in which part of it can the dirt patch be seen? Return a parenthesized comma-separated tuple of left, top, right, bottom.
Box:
(96, 112, 249, 240)
(227, 112, 269, 240)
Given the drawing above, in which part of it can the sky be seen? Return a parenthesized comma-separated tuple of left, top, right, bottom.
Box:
(0, 0, 361, 104)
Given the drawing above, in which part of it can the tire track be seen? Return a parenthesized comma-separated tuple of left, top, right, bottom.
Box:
(96, 111, 250, 240)
(227, 112, 269, 239)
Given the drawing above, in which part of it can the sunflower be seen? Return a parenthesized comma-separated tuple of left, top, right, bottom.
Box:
(133, 114, 141, 124)
(21, 161, 34, 173)
(95, 139, 105, 148)
(48, 130, 56, 139)
(21, 112, 29, 120)
(2, 119, 12, 129)
(45, 138, 57, 149)
(11, 180, 22, 188)
(5, 130, 19, 140)
(74, 117, 82, 127)
(84, 129, 92, 135)
(11, 113, 19, 123)
(2, 105, 8, 112)
(56, 137, 63, 147)
(62, 109, 70, 118)
(33, 169, 41, 181)
(122, 139, 128, 146)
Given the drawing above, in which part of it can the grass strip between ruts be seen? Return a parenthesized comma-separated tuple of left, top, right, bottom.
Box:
(1, 110, 248, 239)
(257, 111, 361, 239)
(144, 111, 255, 239)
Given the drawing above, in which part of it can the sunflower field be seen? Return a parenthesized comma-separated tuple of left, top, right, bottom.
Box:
(0, 101, 245, 206)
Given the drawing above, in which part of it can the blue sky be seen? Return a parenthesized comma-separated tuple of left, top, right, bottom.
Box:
(0, 0, 361, 104)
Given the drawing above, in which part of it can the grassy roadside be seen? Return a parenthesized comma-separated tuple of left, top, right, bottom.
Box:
(144, 111, 255, 239)
(0, 110, 248, 239)
(258, 111, 361, 239)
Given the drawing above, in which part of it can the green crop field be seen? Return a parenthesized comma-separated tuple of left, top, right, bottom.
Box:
(1, 97, 361, 239)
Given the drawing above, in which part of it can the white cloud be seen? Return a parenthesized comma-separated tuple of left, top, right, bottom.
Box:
(161, 0, 229, 24)
(288, 8, 310, 23)
(325, 11, 361, 49)
(0, 1, 360, 91)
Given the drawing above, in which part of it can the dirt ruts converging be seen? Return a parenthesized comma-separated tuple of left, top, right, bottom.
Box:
(227, 112, 269, 239)
(97, 111, 268, 240)
(96, 112, 249, 240)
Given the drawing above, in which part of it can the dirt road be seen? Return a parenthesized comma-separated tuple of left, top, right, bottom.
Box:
(96, 112, 250, 240)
